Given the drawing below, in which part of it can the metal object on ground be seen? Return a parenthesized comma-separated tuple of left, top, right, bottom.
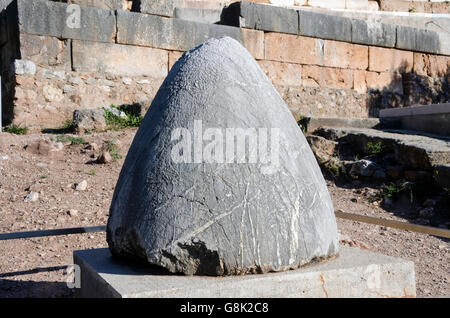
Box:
(0, 212, 448, 241)
(0, 225, 106, 240)
(335, 211, 450, 239)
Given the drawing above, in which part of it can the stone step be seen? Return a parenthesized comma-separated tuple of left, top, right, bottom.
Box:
(380, 103, 450, 137)
(302, 116, 381, 133)
(312, 126, 450, 169)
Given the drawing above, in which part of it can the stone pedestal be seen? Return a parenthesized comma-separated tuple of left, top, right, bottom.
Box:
(73, 246, 415, 298)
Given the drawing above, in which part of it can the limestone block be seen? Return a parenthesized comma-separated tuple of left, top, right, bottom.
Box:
(72, 40, 169, 77)
(369, 47, 413, 73)
(258, 60, 302, 86)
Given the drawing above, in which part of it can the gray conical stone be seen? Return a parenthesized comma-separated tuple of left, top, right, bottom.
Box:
(106, 37, 339, 276)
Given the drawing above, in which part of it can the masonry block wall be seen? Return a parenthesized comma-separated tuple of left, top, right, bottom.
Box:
(0, 0, 449, 129)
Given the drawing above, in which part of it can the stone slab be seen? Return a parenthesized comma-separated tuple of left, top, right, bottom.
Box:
(132, 0, 175, 17)
(380, 104, 450, 137)
(315, 127, 450, 168)
(14, 0, 116, 43)
(116, 10, 263, 58)
(173, 7, 222, 24)
(221, 2, 299, 35)
(380, 103, 450, 118)
(310, 7, 450, 36)
(298, 10, 352, 42)
(306, 117, 381, 133)
(396, 26, 446, 55)
(351, 19, 396, 48)
(74, 246, 416, 298)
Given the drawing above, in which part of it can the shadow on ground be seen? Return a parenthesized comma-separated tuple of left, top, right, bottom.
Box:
(0, 266, 74, 298)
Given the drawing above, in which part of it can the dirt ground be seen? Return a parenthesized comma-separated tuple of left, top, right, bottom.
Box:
(0, 128, 448, 298)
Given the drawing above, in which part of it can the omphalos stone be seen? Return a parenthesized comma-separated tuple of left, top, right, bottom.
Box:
(106, 37, 339, 276)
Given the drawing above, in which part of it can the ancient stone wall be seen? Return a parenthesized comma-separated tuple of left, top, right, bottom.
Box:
(0, 0, 449, 129)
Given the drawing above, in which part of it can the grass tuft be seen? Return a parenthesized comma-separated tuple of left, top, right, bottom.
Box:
(5, 125, 28, 135)
(104, 105, 143, 131)
(104, 140, 122, 160)
(382, 182, 411, 199)
(366, 141, 385, 156)
(56, 134, 88, 145)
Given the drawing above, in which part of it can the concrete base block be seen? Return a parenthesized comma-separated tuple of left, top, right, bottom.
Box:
(74, 246, 416, 298)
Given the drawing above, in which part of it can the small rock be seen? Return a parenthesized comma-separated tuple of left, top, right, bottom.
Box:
(97, 151, 112, 164)
(350, 159, 377, 177)
(137, 79, 150, 84)
(85, 143, 99, 151)
(103, 79, 115, 87)
(53, 71, 66, 80)
(306, 135, 337, 164)
(68, 76, 83, 85)
(24, 192, 39, 202)
(122, 77, 132, 85)
(75, 180, 88, 191)
(25, 139, 62, 156)
(104, 106, 128, 120)
(86, 77, 97, 85)
(43, 85, 64, 102)
(68, 209, 78, 217)
(54, 142, 64, 151)
(1, 155, 9, 160)
(26, 182, 43, 192)
(62, 85, 75, 94)
(73, 109, 107, 133)
(14, 59, 36, 75)
(100, 85, 111, 93)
